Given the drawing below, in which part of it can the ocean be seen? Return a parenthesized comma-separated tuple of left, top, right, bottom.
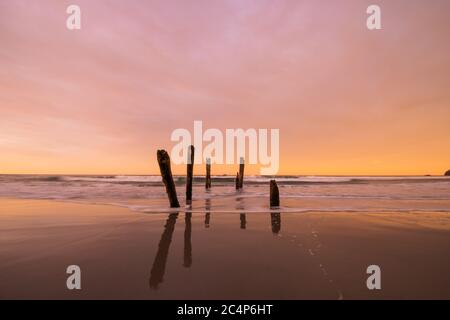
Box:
(1, 175, 449, 214)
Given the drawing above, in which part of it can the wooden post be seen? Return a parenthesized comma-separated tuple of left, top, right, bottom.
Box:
(157, 150, 180, 208)
(205, 158, 211, 189)
(270, 179, 280, 208)
(186, 145, 194, 205)
(235, 172, 240, 190)
(239, 157, 245, 189)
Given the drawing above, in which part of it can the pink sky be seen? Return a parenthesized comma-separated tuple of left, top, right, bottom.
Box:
(1, 0, 449, 175)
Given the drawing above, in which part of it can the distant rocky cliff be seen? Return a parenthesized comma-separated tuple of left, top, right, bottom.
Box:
(445, 170, 450, 176)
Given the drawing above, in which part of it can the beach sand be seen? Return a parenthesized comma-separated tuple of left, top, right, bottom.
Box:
(1, 198, 449, 300)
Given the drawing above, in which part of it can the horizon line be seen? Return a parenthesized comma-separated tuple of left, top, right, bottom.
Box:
(0, 173, 447, 177)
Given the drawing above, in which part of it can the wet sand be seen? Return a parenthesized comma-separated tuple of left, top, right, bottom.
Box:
(1, 198, 449, 300)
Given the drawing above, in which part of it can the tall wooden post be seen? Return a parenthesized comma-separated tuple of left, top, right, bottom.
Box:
(157, 150, 180, 208)
(205, 158, 211, 189)
(239, 157, 245, 189)
(186, 145, 194, 205)
(270, 179, 280, 208)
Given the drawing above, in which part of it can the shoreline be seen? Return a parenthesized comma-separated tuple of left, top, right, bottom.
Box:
(1, 196, 450, 215)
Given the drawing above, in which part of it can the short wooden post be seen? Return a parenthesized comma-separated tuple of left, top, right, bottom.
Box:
(186, 145, 194, 205)
(157, 150, 180, 208)
(270, 179, 280, 208)
(239, 157, 245, 188)
(205, 158, 211, 189)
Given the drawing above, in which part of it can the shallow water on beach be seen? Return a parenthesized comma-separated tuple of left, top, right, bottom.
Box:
(1, 175, 450, 213)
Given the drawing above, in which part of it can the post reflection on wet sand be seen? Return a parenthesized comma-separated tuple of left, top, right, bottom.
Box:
(149, 212, 179, 289)
(183, 212, 192, 268)
(271, 212, 281, 234)
(240, 213, 247, 229)
(236, 194, 246, 229)
(205, 198, 211, 228)
(149, 205, 282, 290)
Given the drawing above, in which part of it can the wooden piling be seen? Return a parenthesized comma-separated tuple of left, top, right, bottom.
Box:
(239, 157, 245, 188)
(186, 145, 194, 205)
(270, 179, 280, 208)
(157, 150, 180, 208)
(205, 158, 211, 189)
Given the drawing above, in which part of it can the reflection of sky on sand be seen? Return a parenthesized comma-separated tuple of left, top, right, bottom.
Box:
(1, 199, 449, 299)
(149, 211, 309, 299)
(150, 195, 285, 294)
(149, 197, 343, 299)
(146, 209, 450, 299)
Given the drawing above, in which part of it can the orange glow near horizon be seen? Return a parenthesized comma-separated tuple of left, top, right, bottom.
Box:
(1, 0, 450, 176)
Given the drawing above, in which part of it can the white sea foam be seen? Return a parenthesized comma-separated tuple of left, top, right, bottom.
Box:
(0, 175, 449, 213)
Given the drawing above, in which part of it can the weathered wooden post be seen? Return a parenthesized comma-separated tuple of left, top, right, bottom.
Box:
(205, 158, 211, 189)
(239, 157, 245, 188)
(235, 172, 240, 190)
(270, 179, 280, 208)
(186, 145, 194, 205)
(157, 150, 180, 208)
